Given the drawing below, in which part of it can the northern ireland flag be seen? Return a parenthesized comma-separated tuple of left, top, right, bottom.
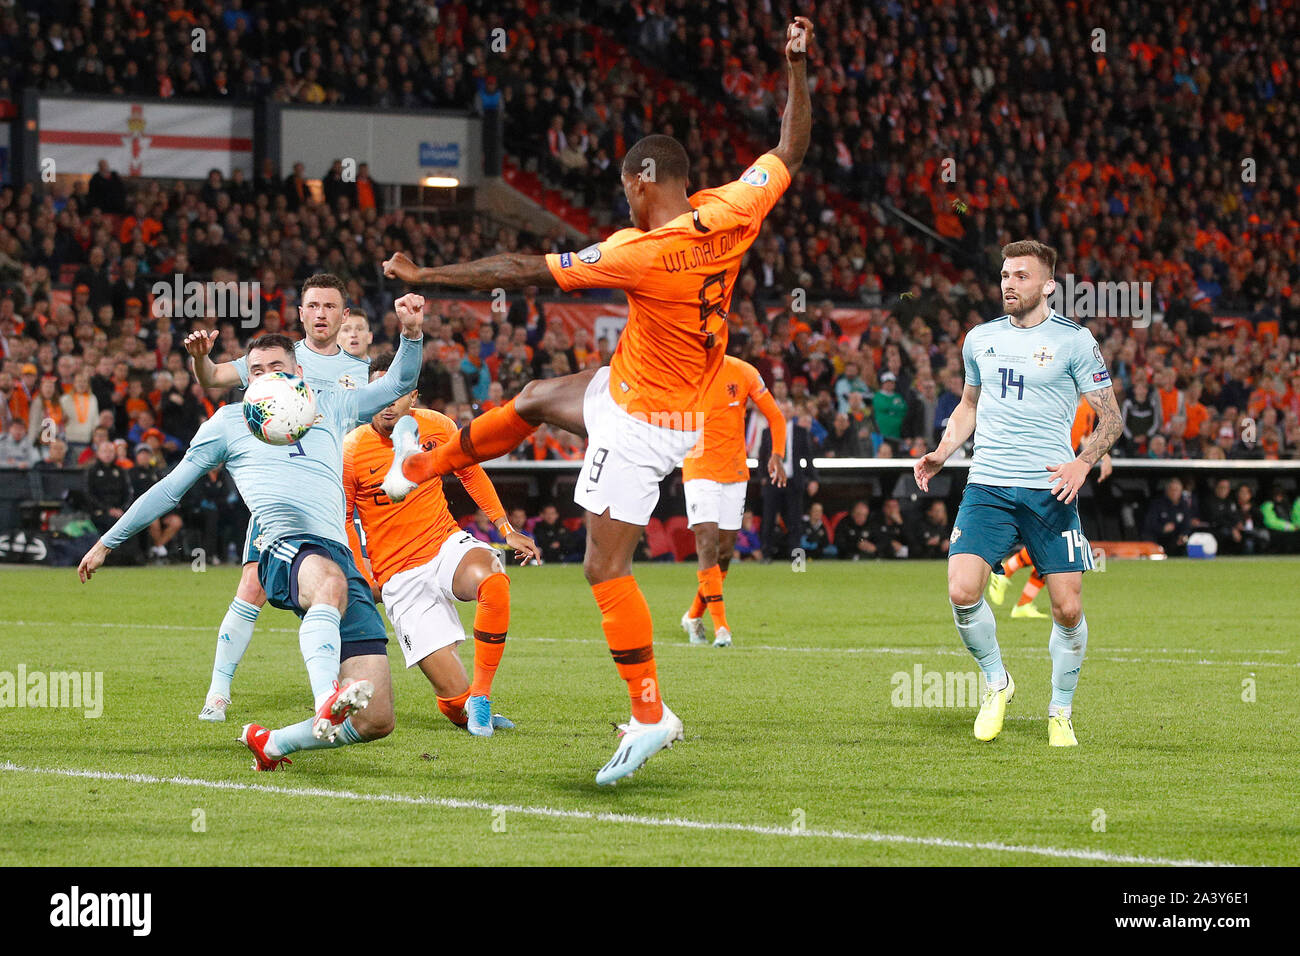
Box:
(38, 97, 254, 178)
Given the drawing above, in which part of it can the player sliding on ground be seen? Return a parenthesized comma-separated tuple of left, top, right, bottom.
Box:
(914, 240, 1122, 747)
(343, 352, 541, 736)
(184, 273, 370, 724)
(379, 16, 814, 784)
(81, 298, 425, 770)
(680, 355, 786, 647)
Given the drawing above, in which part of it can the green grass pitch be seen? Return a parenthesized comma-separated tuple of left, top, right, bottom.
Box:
(1, 557, 1296, 866)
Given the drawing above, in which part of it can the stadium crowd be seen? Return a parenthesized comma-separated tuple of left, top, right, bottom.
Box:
(2, 0, 1299, 561)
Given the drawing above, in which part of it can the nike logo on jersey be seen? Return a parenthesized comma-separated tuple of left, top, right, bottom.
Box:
(369, 465, 383, 474)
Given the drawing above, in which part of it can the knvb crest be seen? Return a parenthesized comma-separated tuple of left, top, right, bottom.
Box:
(726, 383, 739, 398)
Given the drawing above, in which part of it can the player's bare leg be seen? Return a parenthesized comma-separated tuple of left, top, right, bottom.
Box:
(451, 546, 515, 736)
(587, 508, 684, 785)
(682, 521, 719, 644)
(200, 562, 267, 722)
(337, 653, 393, 741)
(950, 553, 1014, 740)
(1043, 571, 1086, 746)
(294, 554, 372, 739)
(383, 370, 594, 500)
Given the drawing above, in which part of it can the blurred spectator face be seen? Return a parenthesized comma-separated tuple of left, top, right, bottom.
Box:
(1165, 478, 1184, 503)
(852, 501, 869, 524)
(508, 508, 527, 529)
(541, 505, 559, 525)
(340, 315, 372, 357)
(7, 419, 25, 442)
(834, 412, 850, 433)
(926, 500, 947, 524)
(1236, 485, 1253, 508)
(1149, 434, 1167, 457)
(1214, 478, 1231, 500)
(46, 439, 67, 465)
(95, 441, 116, 466)
(809, 502, 824, 523)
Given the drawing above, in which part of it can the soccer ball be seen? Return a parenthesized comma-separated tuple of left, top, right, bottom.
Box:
(242, 372, 317, 445)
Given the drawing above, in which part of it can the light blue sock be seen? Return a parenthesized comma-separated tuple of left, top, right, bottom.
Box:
(300, 605, 342, 703)
(267, 716, 363, 758)
(952, 598, 1006, 686)
(1049, 615, 1088, 713)
(207, 597, 260, 700)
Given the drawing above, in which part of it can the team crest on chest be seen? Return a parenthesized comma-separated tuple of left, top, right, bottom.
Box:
(727, 382, 739, 398)
(337, 373, 359, 390)
(1033, 346, 1054, 367)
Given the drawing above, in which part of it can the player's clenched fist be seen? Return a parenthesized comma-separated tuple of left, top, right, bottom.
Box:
(184, 329, 219, 358)
(382, 251, 420, 283)
(786, 15, 814, 61)
(394, 293, 425, 337)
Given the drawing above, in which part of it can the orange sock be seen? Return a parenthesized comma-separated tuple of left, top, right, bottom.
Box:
(404, 399, 535, 482)
(1017, 571, 1045, 606)
(1003, 547, 1032, 576)
(698, 565, 728, 631)
(688, 587, 706, 620)
(470, 572, 509, 698)
(591, 575, 662, 724)
(437, 688, 470, 726)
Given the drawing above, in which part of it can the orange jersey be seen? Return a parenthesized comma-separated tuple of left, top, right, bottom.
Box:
(683, 355, 786, 482)
(546, 153, 791, 428)
(343, 408, 506, 587)
(1070, 397, 1096, 451)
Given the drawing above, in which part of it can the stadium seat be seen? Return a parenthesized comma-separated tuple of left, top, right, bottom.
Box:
(644, 518, 673, 558)
(827, 510, 848, 538)
(670, 527, 697, 563)
(562, 516, 584, 532)
(664, 515, 689, 536)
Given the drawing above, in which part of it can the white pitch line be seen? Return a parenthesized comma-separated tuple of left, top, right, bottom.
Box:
(1, 620, 1296, 668)
(0, 762, 1236, 867)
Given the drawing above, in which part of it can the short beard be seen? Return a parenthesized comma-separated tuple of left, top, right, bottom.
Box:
(1007, 287, 1043, 319)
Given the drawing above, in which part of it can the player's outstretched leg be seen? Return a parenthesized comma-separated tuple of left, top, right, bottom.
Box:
(240, 652, 392, 770)
(587, 512, 683, 785)
(950, 553, 1012, 741)
(384, 371, 594, 501)
(199, 565, 264, 722)
(1044, 572, 1087, 747)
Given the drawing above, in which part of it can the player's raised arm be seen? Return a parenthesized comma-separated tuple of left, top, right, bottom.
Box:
(185, 329, 244, 390)
(915, 383, 979, 492)
(79, 421, 230, 581)
(383, 250, 558, 292)
(353, 294, 425, 420)
(768, 16, 814, 177)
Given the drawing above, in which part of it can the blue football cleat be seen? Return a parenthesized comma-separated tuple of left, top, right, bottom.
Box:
(466, 694, 494, 737)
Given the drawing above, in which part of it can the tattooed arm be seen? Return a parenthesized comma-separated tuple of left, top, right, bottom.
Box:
(1079, 386, 1123, 466)
(381, 251, 558, 292)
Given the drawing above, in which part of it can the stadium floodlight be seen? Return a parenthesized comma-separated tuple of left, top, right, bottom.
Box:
(422, 176, 459, 187)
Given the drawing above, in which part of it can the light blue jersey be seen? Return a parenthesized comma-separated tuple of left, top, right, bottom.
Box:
(232, 339, 369, 393)
(102, 335, 421, 552)
(962, 310, 1110, 488)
